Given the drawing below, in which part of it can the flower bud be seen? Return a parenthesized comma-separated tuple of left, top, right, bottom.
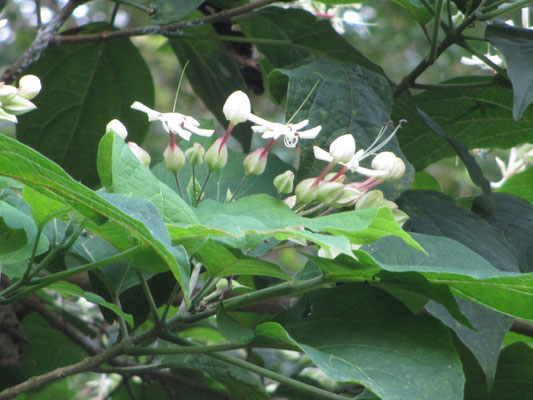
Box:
(185, 142, 205, 166)
(243, 148, 267, 176)
(274, 170, 294, 195)
(223, 90, 251, 124)
(283, 195, 297, 209)
(164, 143, 186, 174)
(216, 278, 229, 291)
(2, 95, 36, 115)
(392, 208, 409, 227)
(333, 186, 363, 208)
(324, 172, 345, 183)
(17, 75, 41, 100)
(0, 107, 18, 123)
(127, 142, 151, 167)
(106, 119, 128, 140)
(371, 152, 406, 181)
(204, 138, 228, 171)
(329, 134, 356, 163)
(356, 190, 384, 210)
(317, 181, 344, 204)
(0, 85, 17, 102)
(295, 178, 319, 205)
(318, 246, 342, 260)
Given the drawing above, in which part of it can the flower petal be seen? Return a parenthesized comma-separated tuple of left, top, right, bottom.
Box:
(313, 146, 333, 162)
(298, 125, 322, 139)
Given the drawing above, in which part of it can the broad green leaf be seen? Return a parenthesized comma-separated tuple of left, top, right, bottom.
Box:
(451, 334, 488, 400)
(486, 22, 533, 120)
(216, 304, 255, 345)
(0, 200, 48, 265)
(498, 166, 533, 202)
(0, 135, 183, 282)
(472, 192, 533, 273)
(397, 190, 519, 272)
(47, 281, 134, 327)
(489, 342, 533, 399)
(17, 23, 154, 187)
(150, 0, 203, 24)
(394, 76, 533, 170)
(275, 285, 464, 400)
(168, 12, 251, 149)
(22, 187, 68, 227)
(239, 7, 384, 75)
(426, 298, 512, 388)
(191, 194, 422, 253)
(392, 0, 433, 24)
(269, 59, 413, 200)
(97, 131, 197, 225)
(196, 240, 291, 280)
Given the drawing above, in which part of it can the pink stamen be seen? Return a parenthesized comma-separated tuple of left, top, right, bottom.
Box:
(328, 165, 348, 182)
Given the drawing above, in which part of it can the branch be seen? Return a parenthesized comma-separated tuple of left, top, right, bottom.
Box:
(1, 0, 86, 83)
(53, 0, 280, 45)
(511, 319, 533, 338)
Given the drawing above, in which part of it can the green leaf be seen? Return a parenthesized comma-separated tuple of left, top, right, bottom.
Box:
(150, 0, 203, 24)
(0, 200, 48, 265)
(411, 170, 441, 191)
(97, 131, 197, 225)
(168, 13, 251, 149)
(0, 134, 183, 281)
(47, 281, 134, 327)
(489, 342, 533, 399)
(392, 0, 433, 24)
(498, 165, 533, 202)
(426, 298, 512, 388)
(196, 240, 291, 280)
(217, 304, 255, 345)
(269, 59, 413, 200)
(486, 21, 533, 120)
(239, 7, 384, 75)
(191, 194, 422, 253)
(450, 334, 488, 400)
(397, 190, 519, 272)
(275, 285, 464, 400)
(394, 76, 533, 170)
(472, 192, 533, 273)
(17, 23, 154, 187)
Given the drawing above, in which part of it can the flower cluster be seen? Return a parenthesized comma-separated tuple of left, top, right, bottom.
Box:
(0, 75, 41, 123)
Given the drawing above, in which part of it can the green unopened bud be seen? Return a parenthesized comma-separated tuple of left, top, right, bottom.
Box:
(0, 107, 18, 123)
(0, 84, 18, 102)
(204, 138, 228, 171)
(371, 152, 406, 181)
(223, 90, 251, 124)
(17, 75, 41, 100)
(356, 190, 384, 210)
(324, 172, 345, 183)
(3, 95, 36, 115)
(317, 181, 344, 204)
(283, 195, 297, 209)
(274, 170, 294, 195)
(185, 142, 205, 166)
(216, 278, 229, 291)
(127, 142, 151, 167)
(243, 148, 267, 176)
(106, 119, 128, 140)
(295, 178, 319, 205)
(333, 186, 363, 208)
(164, 143, 186, 174)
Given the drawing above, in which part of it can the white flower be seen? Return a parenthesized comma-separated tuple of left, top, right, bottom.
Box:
(17, 75, 41, 100)
(106, 119, 128, 140)
(247, 113, 321, 148)
(223, 91, 251, 124)
(313, 134, 356, 164)
(131, 101, 214, 141)
(127, 142, 151, 167)
(371, 151, 406, 181)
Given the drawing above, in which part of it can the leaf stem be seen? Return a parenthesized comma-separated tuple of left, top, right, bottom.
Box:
(230, 176, 248, 202)
(161, 282, 180, 322)
(188, 276, 217, 312)
(457, 40, 507, 77)
(195, 170, 211, 207)
(127, 342, 242, 356)
(430, 0, 445, 62)
(161, 333, 347, 400)
(174, 172, 184, 198)
(477, 0, 533, 20)
(136, 270, 161, 327)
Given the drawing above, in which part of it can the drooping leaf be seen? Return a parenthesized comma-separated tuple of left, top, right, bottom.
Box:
(472, 192, 533, 273)
(450, 334, 488, 400)
(392, 0, 433, 24)
(486, 22, 533, 120)
(394, 76, 533, 170)
(269, 59, 413, 200)
(274, 285, 464, 400)
(397, 190, 519, 272)
(489, 342, 533, 399)
(17, 23, 154, 187)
